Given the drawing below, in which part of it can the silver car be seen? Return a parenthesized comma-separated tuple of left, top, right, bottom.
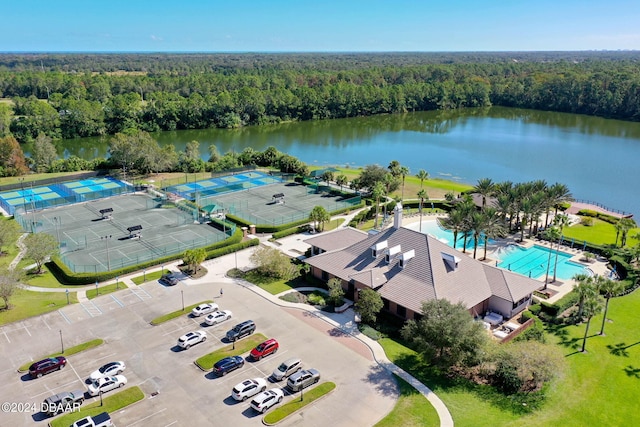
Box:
(286, 368, 320, 392)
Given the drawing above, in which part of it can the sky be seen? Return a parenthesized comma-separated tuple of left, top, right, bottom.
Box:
(3, 0, 640, 52)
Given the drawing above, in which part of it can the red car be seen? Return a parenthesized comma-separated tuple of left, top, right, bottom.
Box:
(250, 338, 279, 360)
(29, 357, 67, 379)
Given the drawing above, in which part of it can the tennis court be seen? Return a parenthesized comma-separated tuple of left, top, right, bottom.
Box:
(165, 170, 282, 201)
(0, 177, 133, 215)
(16, 194, 229, 273)
(201, 182, 361, 227)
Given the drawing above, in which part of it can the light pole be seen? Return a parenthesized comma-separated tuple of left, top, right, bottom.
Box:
(235, 250, 238, 270)
(53, 216, 61, 246)
(59, 330, 64, 354)
(65, 289, 70, 305)
(143, 269, 146, 282)
(181, 290, 185, 312)
(95, 280, 99, 296)
(115, 275, 119, 290)
(101, 235, 112, 271)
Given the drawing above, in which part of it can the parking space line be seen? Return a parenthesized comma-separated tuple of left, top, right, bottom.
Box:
(23, 324, 32, 337)
(161, 325, 190, 337)
(110, 295, 124, 308)
(2, 328, 10, 343)
(29, 379, 81, 399)
(93, 352, 117, 363)
(127, 407, 167, 426)
(164, 421, 178, 427)
(58, 309, 72, 324)
(42, 316, 52, 330)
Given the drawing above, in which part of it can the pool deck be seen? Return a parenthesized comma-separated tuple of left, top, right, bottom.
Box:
(400, 214, 613, 304)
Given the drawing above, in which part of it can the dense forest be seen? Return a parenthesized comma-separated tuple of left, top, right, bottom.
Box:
(0, 52, 639, 144)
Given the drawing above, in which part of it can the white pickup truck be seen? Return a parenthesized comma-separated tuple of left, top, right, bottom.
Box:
(71, 412, 113, 427)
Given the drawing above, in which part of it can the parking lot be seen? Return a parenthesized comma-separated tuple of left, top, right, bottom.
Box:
(0, 279, 398, 427)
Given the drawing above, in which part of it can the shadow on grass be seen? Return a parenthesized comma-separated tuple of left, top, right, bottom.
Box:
(608, 341, 640, 357)
(624, 365, 640, 378)
(392, 353, 546, 416)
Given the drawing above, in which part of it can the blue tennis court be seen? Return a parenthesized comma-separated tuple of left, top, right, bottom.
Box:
(0, 177, 133, 216)
(165, 171, 283, 200)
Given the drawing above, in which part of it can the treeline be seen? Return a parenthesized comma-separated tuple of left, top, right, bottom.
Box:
(1, 52, 640, 143)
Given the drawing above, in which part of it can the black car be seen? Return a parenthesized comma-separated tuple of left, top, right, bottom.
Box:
(29, 357, 67, 379)
(160, 272, 179, 286)
(226, 320, 256, 342)
(213, 356, 244, 376)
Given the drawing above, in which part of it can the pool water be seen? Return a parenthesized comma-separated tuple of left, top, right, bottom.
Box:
(407, 220, 491, 249)
(406, 220, 589, 281)
(494, 244, 589, 280)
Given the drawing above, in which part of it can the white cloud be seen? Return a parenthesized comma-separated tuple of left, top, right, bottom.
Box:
(150, 35, 163, 42)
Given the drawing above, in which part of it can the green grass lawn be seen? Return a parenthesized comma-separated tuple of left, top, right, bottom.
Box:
(0, 288, 78, 325)
(242, 270, 307, 295)
(378, 290, 640, 426)
(86, 282, 126, 299)
(131, 269, 165, 285)
(150, 300, 214, 325)
(562, 218, 640, 248)
(374, 374, 440, 427)
(21, 269, 68, 288)
(264, 382, 336, 424)
(50, 386, 144, 427)
(18, 339, 104, 371)
(195, 333, 267, 370)
(0, 171, 93, 187)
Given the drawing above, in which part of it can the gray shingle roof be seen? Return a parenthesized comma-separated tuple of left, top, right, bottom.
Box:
(305, 226, 541, 315)
(303, 227, 368, 252)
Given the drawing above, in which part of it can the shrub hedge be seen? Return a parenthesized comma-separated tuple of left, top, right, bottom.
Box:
(48, 228, 252, 285)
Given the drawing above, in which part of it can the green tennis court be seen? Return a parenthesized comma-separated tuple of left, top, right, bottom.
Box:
(19, 194, 229, 273)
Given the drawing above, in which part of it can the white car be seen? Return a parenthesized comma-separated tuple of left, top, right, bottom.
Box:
(177, 331, 207, 349)
(89, 361, 126, 381)
(191, 303, 219, 317)
(204, 310, 233, 326)
(87, 375, 127, 396)
(232, 378, 267, 401)
(250, 388, 284, 413)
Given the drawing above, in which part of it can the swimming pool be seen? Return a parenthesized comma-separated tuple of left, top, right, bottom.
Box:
(494, 244, 590, 281)
(406, 220, 491, 249)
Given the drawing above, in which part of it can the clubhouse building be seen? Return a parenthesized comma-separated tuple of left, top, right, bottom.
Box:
(304, 204, 541, 321)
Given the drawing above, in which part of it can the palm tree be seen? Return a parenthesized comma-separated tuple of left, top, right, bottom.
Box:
(417, 188, 428, 232)
(399, 165, 410, 201)
(335, 174, 347, 192)
(581, 294, 603, 353)
(597, 276, 624, 336)
(547, 183, 573, 226)
(552, 214, 570, 283)
(618, 218, 637, 247)
(470, 211, 486, 259)
(388, 160, 401, 176)
(481, 207, 505, 261)
(372, 182, 385, 230)
(309, 205, 330, 232)
(416, 169, 429, 189)
(573, 273, 597, 318)
(542, 226, 561, 289)
(473, 178, 495, 208)
(438, 208, 466, 250)
(519, 197, 533, 242)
